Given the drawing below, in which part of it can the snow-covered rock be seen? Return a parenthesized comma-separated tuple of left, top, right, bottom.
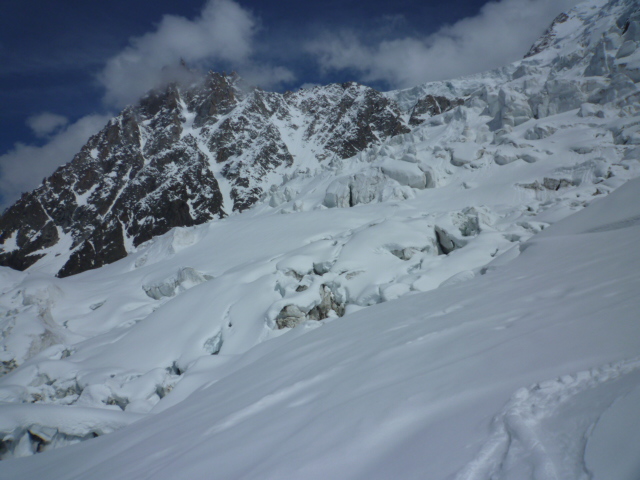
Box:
(1, 0, 640, 476)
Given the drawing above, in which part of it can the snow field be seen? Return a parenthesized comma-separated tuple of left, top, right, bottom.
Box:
(1, 0, 640, 476)
(3, 175, 640, 478)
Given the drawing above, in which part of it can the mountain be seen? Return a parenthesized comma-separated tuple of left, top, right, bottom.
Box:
(0, 75, 412, 277)
(1, 0, 640, 478)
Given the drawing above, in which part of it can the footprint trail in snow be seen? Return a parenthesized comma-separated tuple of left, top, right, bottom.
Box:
(456, 358, 640, 480)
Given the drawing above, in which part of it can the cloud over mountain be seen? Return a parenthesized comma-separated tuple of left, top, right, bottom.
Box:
(307, 0, 580, 88)
(26, 113, 70, 138)
(0, 0, 582, 210)
(99, 0, 293, 108)
(0, 114, 110, 209)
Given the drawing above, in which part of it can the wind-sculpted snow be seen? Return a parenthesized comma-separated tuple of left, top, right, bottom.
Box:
(141, 267, 213, 300)
(2, 171, 640, 479)
(456, 358, 640, 480)
(0, 0, 640, 475)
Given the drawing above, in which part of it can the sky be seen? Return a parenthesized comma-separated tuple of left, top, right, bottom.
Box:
(0, 0, 579, 209)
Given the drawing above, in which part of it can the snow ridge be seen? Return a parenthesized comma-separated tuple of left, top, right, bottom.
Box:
(0, 0, 640, 475)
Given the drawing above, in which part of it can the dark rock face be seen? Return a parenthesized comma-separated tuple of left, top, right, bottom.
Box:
(207, 89, 295, 212)
(409, 95, 464, 125)
(520, 177, 575, 192)
(210, 82, 410, 211)
(289, 82, 410, 159)
(0, 81, 227, 277)
(524, 12, 570, 58)
(0, 73, 416, 277)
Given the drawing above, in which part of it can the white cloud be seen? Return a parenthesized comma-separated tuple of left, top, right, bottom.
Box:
(99, 0, 293, 107)
(239, 64, 296, 90)
(307, 0, 581, 89)
(26, 112, 69, 138)
(0, 114, 110, 210)
(299, 82, 321, 90)
(100, 0, 255, 107)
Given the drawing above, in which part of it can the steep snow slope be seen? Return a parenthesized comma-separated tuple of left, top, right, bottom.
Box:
(1, 0, 640, 476)
(2, 154, 640, 480)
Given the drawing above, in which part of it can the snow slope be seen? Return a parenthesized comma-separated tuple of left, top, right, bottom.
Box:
(1, 0, 640, 477)
(2, 154, 640, 480)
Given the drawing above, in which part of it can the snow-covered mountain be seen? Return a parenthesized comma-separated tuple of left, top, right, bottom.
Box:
(0, 74, 412, 277)
(1, 0, 640, 478)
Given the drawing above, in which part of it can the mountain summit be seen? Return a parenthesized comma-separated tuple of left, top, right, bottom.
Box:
(1, 1, 640, 477)
(2, 0, 640, 280)
(0, 75, 415, 277)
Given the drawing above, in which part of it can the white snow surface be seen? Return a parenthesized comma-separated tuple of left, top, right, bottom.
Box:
(1, 0, 640, 477)
(2, 162, 640, 480)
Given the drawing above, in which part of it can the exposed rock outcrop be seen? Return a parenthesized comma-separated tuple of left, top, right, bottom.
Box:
(409, 95, 464, 125)
(0, 76, 412, 277)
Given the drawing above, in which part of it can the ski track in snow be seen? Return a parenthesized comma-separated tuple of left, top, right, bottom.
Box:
(1, 0, 640, 475)
(456, 357, 640, 480)
(204, 369, 338, 436)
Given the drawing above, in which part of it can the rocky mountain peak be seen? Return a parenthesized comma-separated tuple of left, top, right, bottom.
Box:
(524, 11, 571, 59)
(3, 0, 637, 279)
(0, 72, 434, 277)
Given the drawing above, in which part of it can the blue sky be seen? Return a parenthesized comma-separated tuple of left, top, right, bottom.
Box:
(0, 0, 578, 208)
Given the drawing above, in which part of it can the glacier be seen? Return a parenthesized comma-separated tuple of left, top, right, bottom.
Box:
(1, 0, 640, 478)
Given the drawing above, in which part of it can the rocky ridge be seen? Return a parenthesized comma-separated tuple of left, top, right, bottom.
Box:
(0, 75, 424, 277)
(0, 0, 639, 278)
(8, 0, 639, 280)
